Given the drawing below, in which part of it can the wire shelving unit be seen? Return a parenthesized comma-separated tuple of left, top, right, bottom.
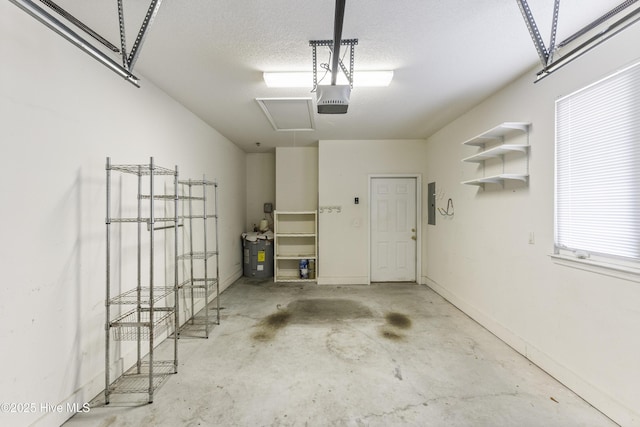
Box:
(105, 157, 179, 404)
(178, 177, 220, 338)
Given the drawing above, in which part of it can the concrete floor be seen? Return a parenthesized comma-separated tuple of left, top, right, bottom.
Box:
(66, 278, 615, 426)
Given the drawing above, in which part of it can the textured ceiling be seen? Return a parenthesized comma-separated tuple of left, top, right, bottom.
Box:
(49, 0, 628, 152)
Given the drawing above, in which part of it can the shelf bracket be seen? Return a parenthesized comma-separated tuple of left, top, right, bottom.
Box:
(310, 39, 358, 91)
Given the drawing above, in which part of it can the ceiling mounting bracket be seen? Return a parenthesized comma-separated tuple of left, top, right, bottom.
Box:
(516, 0, 640, 81)
(118, 0, 164, 71)
(309, 39, 358, 91)
(38, 0, 120, 53)
(9, 0, 165, 86)
(9, 0, 140, 86)
(516, 0, 552, 69)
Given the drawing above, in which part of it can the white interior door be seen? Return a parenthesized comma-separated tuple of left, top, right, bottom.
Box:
(370, 177, 417, 282)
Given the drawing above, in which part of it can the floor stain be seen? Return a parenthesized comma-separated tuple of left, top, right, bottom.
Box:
(252, 299, 373, 342)
(394, 366, 403, 380)
(264, 310, 291, 328)
(251, 329, 275, 342)
(251, 309, 291, 341)
(379, 327, 404, 341)
(380, 311, 411, 341)
(286, 298, 374, 323)
(385, 312, 412, 329)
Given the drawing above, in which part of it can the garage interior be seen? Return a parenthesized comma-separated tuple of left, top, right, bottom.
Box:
(1, 1, 639, 426)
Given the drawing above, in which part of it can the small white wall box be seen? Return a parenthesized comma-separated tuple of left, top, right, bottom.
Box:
(316, 85, 351, 114)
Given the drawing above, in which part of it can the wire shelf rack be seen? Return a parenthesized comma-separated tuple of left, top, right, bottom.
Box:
(179, 278, 217, 298)
(179, 214, 217, 219)
(109, 164, 176, 176)
(108, 361, 176, 395)
(178, 179, 216, 186)
(109, 287, 175, 305)
(110, 308, 174, 341)
(105, 157, 179, 405)
(140, 194, 177, 200)
(176, 176, 220, 338)
(109, 217, 177, 223)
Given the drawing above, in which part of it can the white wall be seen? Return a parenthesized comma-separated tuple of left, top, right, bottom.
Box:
(275, 147, 318, 211)
(0, 3, 245, 426)
(318, 140, 426, 285)
(423, 26, 640, 426)
(246, 153, 275, 231)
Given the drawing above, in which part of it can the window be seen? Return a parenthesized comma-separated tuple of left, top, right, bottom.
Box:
(555, 61, 640, 264)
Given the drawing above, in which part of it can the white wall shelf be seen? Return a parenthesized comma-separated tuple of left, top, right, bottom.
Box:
(461, 122, 531, 188)
(273, 211, 317, 282)
(461, 174, 529, 186)
(462, 144, 529, 163)
(462, 122, 530, 147)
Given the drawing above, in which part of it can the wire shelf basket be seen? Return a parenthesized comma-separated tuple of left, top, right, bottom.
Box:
(109, 287, 175, 305)
(108, 361, 176, 394)
(139, 194, 177, 200)
(110, 308, 174, 341)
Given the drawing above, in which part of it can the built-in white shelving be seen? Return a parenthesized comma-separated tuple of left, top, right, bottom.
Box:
(461, 122, 530, 188)
(273, 211, 317, 282)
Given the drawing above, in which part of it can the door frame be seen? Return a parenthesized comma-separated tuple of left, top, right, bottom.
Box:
(368, 174, 422, 284)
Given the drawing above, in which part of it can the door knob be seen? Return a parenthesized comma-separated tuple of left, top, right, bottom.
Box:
(411, 236, 417, 240)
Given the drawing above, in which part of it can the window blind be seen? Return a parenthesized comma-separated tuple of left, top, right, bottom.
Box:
(555, 61, 640, 262)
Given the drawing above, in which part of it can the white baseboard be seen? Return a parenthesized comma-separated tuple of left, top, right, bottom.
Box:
(425, 276, 639, 427)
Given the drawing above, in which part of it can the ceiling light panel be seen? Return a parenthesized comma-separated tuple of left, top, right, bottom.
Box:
(263, 71, 393, 88)
(256, 98, 315, 131)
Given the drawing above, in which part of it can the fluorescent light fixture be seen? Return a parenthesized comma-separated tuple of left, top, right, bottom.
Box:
(263, 70, 393, 88)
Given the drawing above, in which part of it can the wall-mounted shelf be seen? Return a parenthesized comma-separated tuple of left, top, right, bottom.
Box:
(461, 174, 529, 186)
(462, 144, 529, 163)
(461, 122, 531, 189)
(462, 122, 530, 146)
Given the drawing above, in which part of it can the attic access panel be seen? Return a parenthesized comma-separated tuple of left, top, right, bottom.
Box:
(256, 98, 316, 132)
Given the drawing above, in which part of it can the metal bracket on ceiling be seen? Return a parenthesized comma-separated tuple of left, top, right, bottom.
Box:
(38, 0, 120, 53)
(118, 0, 164, 72)
(516, 0, 640, 81)
(309, 39, 358, 91)
(515, 0, 557, 69)
(9, 0, 165, 87)
(9, 0, 140, 86)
